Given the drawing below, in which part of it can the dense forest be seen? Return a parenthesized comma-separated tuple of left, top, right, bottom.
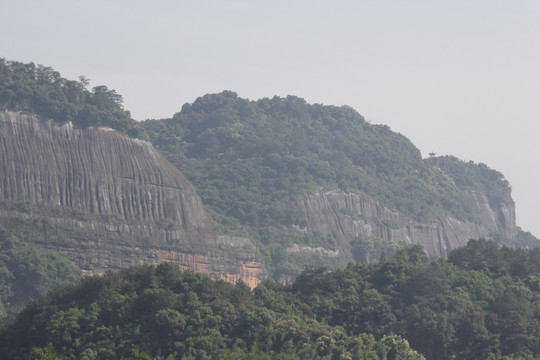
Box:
(0, 240, 538, 359)
(0, 58, 148, 139)
(0, 224, 82, 316)
(141, 91, 521, 276)
(0, 60, 519, 238)
(142, 91, 509, 227)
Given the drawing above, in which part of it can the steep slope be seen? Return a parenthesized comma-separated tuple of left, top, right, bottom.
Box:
(142, 91, 530, 280)
(0, 111, 263, 287)
(286, 187, 516, 260)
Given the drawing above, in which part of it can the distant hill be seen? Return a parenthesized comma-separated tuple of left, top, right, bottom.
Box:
(141, 91, 536, 279)
(0, 59, 538, 287)
(143, 91, 494, 226)
(1, 59, 540, 359)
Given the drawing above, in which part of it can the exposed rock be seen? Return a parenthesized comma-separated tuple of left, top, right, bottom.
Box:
(0, 110, 520, 288)
(285, 188, 517, 259)
(0, 111, 264, 286)
(467, 188, 516, 238)
(286, 244, 340, 257)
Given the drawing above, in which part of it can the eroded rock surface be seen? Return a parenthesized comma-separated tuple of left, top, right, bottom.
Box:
(0, 111, 264, 286)
(286, 188, 517, 259)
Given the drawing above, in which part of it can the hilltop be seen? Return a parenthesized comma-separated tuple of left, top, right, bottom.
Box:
(141, 91, 536, 279)
(0, 59, 538, 299)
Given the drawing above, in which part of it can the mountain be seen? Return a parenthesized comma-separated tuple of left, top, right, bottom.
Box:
(141, 91, 537, 280)
(0, 110, 263, 289)
(0, 59, 538, 291)
(0, 60, 264, 302)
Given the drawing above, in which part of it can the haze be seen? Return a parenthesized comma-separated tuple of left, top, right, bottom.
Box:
(2, 0, 539, 237)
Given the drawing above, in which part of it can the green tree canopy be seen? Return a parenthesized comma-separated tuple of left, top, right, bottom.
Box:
(2, 240, 539, 360)
(0, 58, 148, 140)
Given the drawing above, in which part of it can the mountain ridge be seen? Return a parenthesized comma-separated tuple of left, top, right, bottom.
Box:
(141, 90, 532, 279)
(0, 59, 537, 287)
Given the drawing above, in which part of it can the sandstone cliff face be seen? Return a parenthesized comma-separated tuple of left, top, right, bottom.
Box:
(0, 111, 263, 287)
(285, 188, 517, 259)
(0, 110, 519, 288)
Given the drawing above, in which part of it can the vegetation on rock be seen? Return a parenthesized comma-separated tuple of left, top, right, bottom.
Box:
(425, 155, 512, 207)
(0, 60, 539, 359)
(142, 91, 491, 227)
(0, 58, 148, 139)
(141, 91, 521, 276)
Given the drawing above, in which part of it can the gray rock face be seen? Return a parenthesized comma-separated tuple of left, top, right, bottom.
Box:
(0, 111, 210, 229)
(286, 188, 517, 259)
(0, 110, 519, 286)
(0, 111, 264, 287)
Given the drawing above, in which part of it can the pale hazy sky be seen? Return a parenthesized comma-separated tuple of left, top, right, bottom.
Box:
(2, 0, 539, 237)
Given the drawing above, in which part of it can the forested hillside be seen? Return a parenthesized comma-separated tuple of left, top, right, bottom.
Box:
(0, 59, 539, 360)
(1, 240, 538, 360)
(0, 224, 82, 315)
(0, 58, 148, 139)
(1, 60, 537, 282)
(424, 156, 511, 209)
(143, 91, 504, 226)
(141, 91, 526, 277)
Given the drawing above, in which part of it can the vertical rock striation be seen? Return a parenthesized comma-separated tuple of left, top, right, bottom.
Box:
(0, 111, 264, 286)
(0, 111, 209, 228)
(286, 188, 517, 259)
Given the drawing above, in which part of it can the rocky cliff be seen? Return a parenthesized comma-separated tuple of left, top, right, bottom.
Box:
(0, 111, 264, 287)
(0, 110, 521, 287)
(285, 188, 517, 260)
